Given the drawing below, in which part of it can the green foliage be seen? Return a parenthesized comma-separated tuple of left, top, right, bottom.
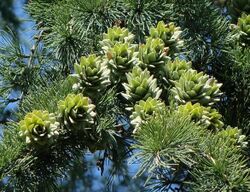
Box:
(172, 0, 233, 73)
(0, 89, 124, 191)
(0, 30, 38, 97)
(19, 78, 73, 115)
(191, 133, 250, 191)
(0, 28, 63, 124)
(27, 0, 173, 72)
(0, 124, 24, 180)
(133, 112, 200, 177)
(124, 0, 171, 42)
(228, 0, 250, 22)
(0, 0, 20, 32)
(227, 46, 250, 133)
(130, 97, 165, 133)
(1, 7, 250, 190)
(133, 112, 250, 191)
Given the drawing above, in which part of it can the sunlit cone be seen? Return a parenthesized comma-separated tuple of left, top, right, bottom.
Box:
(19, 110, 59, 146)
(100, 26, 135, 51)
(105, 42, 139, 83)
(58, 93, 96, 131)
(130, 97, 165, 133)
(122, 66, 162, 106)
(217, 126, 248, 148)
(238, 13, 250, 45)
(149, 21, 183, 55)
(139, 37, 170, 73)
(177, 102, 224, 130)
(72, 54, 110, 97)
(163, 58, 192, 84)
(171, 69, 222, 106)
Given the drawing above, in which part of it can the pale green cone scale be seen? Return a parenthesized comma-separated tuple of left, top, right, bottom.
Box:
(19, 110, 59, 146)
(58, 93, 96, 131)
(171, 69, 222, 106)
(122, 66, 162, 107)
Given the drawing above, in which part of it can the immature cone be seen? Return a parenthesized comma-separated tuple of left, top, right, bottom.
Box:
(177, 102, 224, 130)
(130, 97, 165, 133)
(72, 54, 110, 97)
(238, 13, 250, 45)
(217, 126, 248, 148)
(122, 66, 162, 106)
(100, 26, 135, 51)
(139, 37, 170, 72)
(163, 58, 192, 84)
(19, 110, 59, 146)
(58, 93, 96, 130)
(149, 21, 183, 55)
(171, 69, 222, 106)
(105, 43, 139, 83)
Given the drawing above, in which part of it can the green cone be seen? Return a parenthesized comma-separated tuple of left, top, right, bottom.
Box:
(217, 126, 248, 148)
(139, 37, 170, 73)
(163, 58, 192, 84)
(177, 102, 224, 130)
(72, 54, 110, 97)
(171, 69, 222, 106)
(122, 66, 162, 106)
(19, 110, 59, 146)
(238, 13, 250, 45)
(100, 26, 135, 51)
(130, 97, 165, 133)
(149, 21, 183, 55)
(58, 93, 96, 131)
(105, 42, 139, 83)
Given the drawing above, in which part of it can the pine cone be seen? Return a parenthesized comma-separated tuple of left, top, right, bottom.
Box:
(163, 58, 192, 84)
(122, 66, 162, 106)
(19, 110, 59, 146)
(72, 54, 110, 97)
(58, 93, 96, 131)
(238, 13, 250, 45)
(130, 97, 165, 133)
(171, 69, 222, 106)
(100, 26, 134, 51)
(217, 126, 248, 148)
(149, 21, 183, 55)
(139, 37, 170, 73)
(105, 42, 139, 83)
(177, 102, 224, 130)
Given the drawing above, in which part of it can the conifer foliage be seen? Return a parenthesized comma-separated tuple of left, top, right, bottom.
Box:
(0, 0, 250, 191)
